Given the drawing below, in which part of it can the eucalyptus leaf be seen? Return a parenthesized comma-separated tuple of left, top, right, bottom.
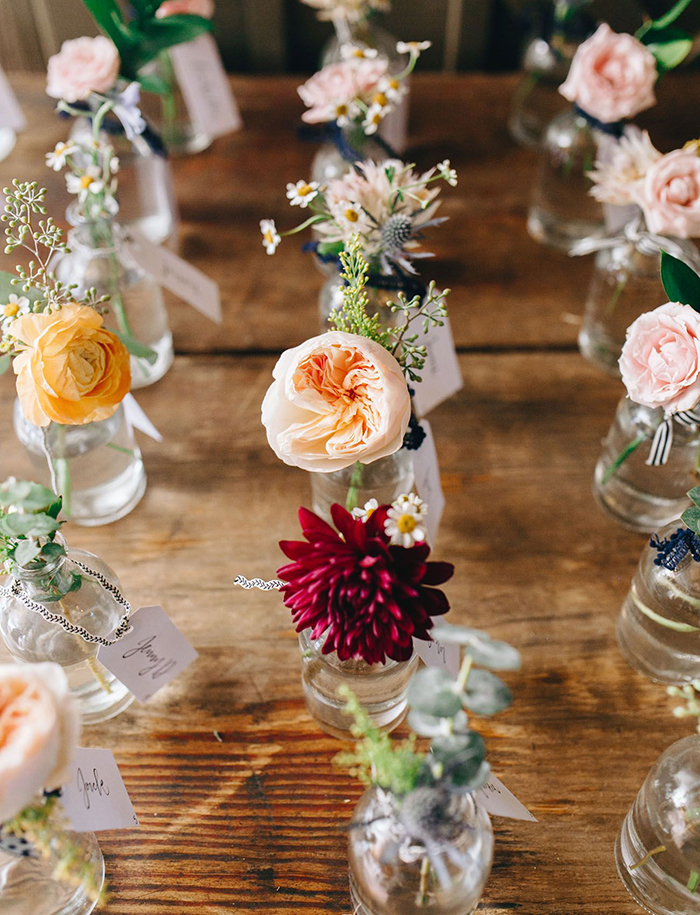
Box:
(114, 331, 158, 364)
(406, 667, 462, 719)
(660, 252, 700, 311)
(429, 732, 489, 791)
(40, 541, 66, 561)
(0, 481, 56, 512)
(682, 505, 700, 535)
(0, 512, 61, 538)
(13, 539, 41, 566)
(407, 709, 469, 738)
(460, 669, 512, 716)
(688, 487, 700, 509)
(0, 270, 42, 306)
(431, 622, 521, 671)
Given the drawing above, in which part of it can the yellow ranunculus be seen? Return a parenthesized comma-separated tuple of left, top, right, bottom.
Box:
(12, 303, 131, 427)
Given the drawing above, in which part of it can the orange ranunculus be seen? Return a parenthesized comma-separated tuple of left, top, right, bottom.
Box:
(12, 303, 131, 427)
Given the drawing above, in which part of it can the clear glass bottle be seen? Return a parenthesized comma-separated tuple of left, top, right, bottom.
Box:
(318, 271, 407, 330)
(509, 35, 573, 149)
(138, 50, 213, 156)
(311, 450, 415, 523)
(69, 117, 179, 246)
(311, 128, 389, 186)
(579, 238, 700, 375)
(0, 541, 134, 724)
(349, 786, 494, 915)
(55, 203, 174, 389)
(616, 735, 700, 915)
(13, 400, 146, 527)
(528, 106, 609, 252)
(0, 127, 17, 161)
(0, 830, 104, 915)
(299, 630, 418, 739)
(594, 398, 700, 533)
(618, 524, 700, 684)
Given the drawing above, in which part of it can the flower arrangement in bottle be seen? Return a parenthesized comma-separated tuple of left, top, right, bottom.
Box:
(337, 626, 520, 914)
(0, 662, 106, 913)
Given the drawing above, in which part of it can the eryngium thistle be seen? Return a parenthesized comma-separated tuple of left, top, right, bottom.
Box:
(278, 503, 453, 664)
(381, 213, 414, 251)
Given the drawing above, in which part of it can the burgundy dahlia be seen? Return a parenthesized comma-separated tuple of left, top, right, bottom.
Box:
(277, 503, 454, 665)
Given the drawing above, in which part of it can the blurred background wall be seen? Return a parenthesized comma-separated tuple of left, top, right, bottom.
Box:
(2, 0, 699, 73)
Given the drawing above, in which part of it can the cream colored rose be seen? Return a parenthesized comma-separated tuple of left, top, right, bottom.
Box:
(261, 331, 411, 472)
(637, 149, 700, 238)
(0, 663, 80, 822)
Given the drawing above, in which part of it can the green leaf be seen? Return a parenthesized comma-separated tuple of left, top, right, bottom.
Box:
(682, 505, 700, 534)
(406, 667, 462, 718)
(660, 252, 700, 311)
(13, 539, 41, 566)
(0, 481, 57, 511)
(460, 669, 512, 716)
(114, 331, 158, 364)
(430, 732, 489, 791)
(131, 16, 213, 71)
(137, 72, 172, 96)
(643, 27, 693, 71)
(407, 709, 468, 738)
(431, 623, 522, 671)
(0, 512, 61, 538)
(316, 241, 344, 258)
(40, 541, 66, 561)
(0, 354, 10, 375)
(81, 0, 140, 73)
(602, 433, 648, 485)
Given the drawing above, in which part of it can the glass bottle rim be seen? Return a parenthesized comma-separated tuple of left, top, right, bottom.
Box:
(13, 532, 68, 580)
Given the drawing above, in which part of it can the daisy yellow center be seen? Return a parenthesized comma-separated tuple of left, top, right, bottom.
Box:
(3, 303, 18, 318)
(345, 208, 360, 222)
(389, 79, 400, 90)
(352, 49, 365, 58)
(373, 92, 387, 107)
(396, 514, 417, 534)
(297, 184, 313, 197)
(370, 112, 382, 125)
(336, 104, 348, 117)
(80, 175, 94, 190)
(264, 230, 276, 244)
(365, 507, 376, 519)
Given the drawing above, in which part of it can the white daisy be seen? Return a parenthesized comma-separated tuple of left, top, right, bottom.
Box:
(286, 180, 320, 208)
(1, 294, 29, 332)
(334, 99, 361, 128)
(377, 75, 406, 104)
(351, 498, 379, 522)
(437, 159, 458, 187)
(384, 494, 428, 548)
(65, 167, 104, 203)
(341, 43, 379, 60)
(45, 141, 78, 171)
(260, 219, 281, 255)
(396, 40, 432, 56)
(362, 103, 386, 135)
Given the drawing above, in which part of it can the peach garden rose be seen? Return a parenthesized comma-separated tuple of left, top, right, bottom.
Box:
(261, 331, 411, 472)
(46, 36, 120, 104)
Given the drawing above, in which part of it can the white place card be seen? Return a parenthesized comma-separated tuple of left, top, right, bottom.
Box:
(61, 748, 139, 832)
(379, 83, 409, 154)
(477, 774, 537, 822)
(127, 232, 222, 324)
(0, 69, 26, 131)
(411, 313, 463, 418)
(170, 33, 242, 140)
(413, 637, 460, 678)
(411, 419, 445, 543)
(123, 393, 163, 442)
(98, 605, 198, 703)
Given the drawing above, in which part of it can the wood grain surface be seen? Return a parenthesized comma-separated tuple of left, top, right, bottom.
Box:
(0, 73, 698, 914)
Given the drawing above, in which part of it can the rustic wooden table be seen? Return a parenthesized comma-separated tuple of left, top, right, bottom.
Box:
(1, 71, 699, 914)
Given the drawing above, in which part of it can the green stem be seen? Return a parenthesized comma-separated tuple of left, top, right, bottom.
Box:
(418, 855, 430, 906)
(106, 442, 137, 457)
(54, 425, 72, 519)
(346, 461, 364, 512)
(158, 50, 178, 132)
(605, 274, 629, 318)
(630, 587, 700, 633)
(601, 433, 648, 486)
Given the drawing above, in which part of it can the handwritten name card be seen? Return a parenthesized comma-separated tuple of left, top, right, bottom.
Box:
(170, 34, 242, 140)
(61, 748, 139, 832)
(477, 774, 537, 822)
(413, 636, 460, 678)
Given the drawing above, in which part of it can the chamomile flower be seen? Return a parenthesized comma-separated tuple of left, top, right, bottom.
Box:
(437, 159, 458, 187)
(341, 43, 379, 60)
(45, 141, 77, 172)
(334, 99, 361, 128)
(378, 75, 406, 104)
(385, 494, 428, 548)
(1, 294, 29, 332)
(65, 167, 104, 203)
(351, 498, 379, 522)
(260, 219, 281, 255)
(397, 40, 432, 57)
(362, 103, 386, 135)
(286, 180, 320, 208)
(337, 200, 372, 233)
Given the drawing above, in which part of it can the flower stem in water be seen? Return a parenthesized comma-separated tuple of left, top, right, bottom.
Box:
(346, 461, 364, 512)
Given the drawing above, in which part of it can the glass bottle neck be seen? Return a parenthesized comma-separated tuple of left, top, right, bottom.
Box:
(14, 552, 74, 600)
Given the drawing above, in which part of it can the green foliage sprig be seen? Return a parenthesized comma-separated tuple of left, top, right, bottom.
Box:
(636, 0, 695, 72)
(0, 479, 66, 571)
(329, 235, 389, 348)
(681, 486, 700, 536)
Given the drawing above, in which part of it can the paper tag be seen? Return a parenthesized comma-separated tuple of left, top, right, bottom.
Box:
(61, 748, 139, 832)
(411, 419, 445, 543)
(378, 80, 409, 153)
(413, 637, 460, 678)
(0, 69, 26, 131)
(123, 393, 163, 442)
(169, 33, 242, 140)
(127, 232, 222, 324)
(411, 313, 463, 418)
(476, 774, 537, 822)
(98, 605, 198, 702)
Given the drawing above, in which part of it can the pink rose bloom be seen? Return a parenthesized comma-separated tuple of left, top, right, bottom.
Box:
(156, 0, 215, 17)
(46, 36, 120, 103)
(636, 149, 700, 238)
(0, 663, 80, 822)
(559, 23, 657, 123)
(620, 302, 700, 415)
(298, 58, 388, 124)
(261, 331, 411, 472)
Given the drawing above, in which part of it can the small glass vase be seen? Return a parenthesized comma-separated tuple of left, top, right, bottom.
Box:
(349, 786, 494, 915)
(0, 541, 134, 724)
(0, 830, 104, 915)
(13, 400, 146, 527)
(579, 237, 700, 375)
(318, 271, 407, 331)
(593, 398, 700, 533)
(299, 630, 418, 739)
(138, 50, 213, 156)
(616, 735, 700, 915)
(55, 204, 174, 389)
(509, 35, 573, 149)
(0, 127, 17, 161)
(311, 127, 390, 186)
(527, 105, 609, 252)
(310, 450, 415, 523)
(69, 116, 178, 246)
(617, 523, 700, 684)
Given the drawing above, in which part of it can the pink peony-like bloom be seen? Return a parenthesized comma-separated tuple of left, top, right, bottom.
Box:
(261, 331, 411, 473)
(559, 23, 657, 124)
(278, 503, 453, 664)
(636, 149, 700, 238)
(46, 36, 120, 103)
(156, 0, 215, 17)
(620, 302, 700, 415)
(0, 663, 80, 822)
(298, 58, 388, 124)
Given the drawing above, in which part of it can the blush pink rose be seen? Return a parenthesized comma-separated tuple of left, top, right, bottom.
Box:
(46, 36, 120, 103)
(298, 58, 388, 124)
(620, 302, 700, 415)
(559, 23, 657, 123)
(636, 150, 700, 238)
(156, 0, 215, 17)
(0, 663, 80, 822)
(261, 331, 411, 472)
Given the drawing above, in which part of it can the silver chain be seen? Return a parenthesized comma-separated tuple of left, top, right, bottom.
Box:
(0, 559, 132, 647)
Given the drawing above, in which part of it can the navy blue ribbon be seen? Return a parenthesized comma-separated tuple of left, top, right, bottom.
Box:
(58, 104, 168, 158)
(650, 527, 700, 570)
(297, 121, 399, 163)
(573, 104, 625, 139)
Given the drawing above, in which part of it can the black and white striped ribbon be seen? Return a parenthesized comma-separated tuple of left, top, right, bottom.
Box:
(233, 575, 284, 591)
(646, 409, 700, 467)
(0, 559, 132, 647)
